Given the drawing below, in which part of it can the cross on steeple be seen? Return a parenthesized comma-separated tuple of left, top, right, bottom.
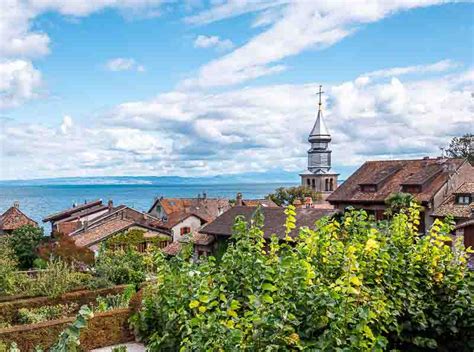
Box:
(316, 85, 324, 109)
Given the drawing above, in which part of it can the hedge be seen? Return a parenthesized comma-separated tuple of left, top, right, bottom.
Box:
(0, 285, 127, 325)
(0, 308, 133, 351)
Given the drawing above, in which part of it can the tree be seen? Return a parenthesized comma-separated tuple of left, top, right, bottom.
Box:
(445, 133, 473, 165)
(37, 232, 95, 267)
(384, 192, 416, 216)
(9, 225, 44, 269)
(267, 186, 322, 206)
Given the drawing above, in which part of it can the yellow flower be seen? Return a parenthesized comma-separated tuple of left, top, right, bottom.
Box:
(287, 333, 300, 345)
(364, 238, 379, 253)
(434, 272, 444, 282)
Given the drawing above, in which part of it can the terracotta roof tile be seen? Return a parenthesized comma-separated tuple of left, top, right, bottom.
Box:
(149, 198, 230, 223)
(0, 206, 37, 231)
(328, 158, 465, 204)
(73, 219, 133, 247)
(432, 182, 474, 219)
(242, 199, 279, 207)
(43, 200, 103, 222)
(162, 241, 182, 256)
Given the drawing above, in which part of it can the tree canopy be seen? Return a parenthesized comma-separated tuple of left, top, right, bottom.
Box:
(445, 133, 473, 165)
(267, 186, 322, 206)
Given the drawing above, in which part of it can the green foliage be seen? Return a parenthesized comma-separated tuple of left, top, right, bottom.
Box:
(111, 346, 127, 352)
(9, 225, 44, 269)
(17, 303, 78, 325)
(49, 305, 93, 352)
(267, 186, 322, 206)
(32, 258, 47, 269)
(106, 229, 169, 250)
(0, 239, 19, 296)
(95, 285, 135, 312)
(131, 205, 473, 351)
(94, 249, 147, 286)
(37, 233, 94, 266)
(445, 133, 473, 165)
(384, 192, 416, 216)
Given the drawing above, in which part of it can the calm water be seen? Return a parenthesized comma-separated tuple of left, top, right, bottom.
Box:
(0, 183, 294, 226)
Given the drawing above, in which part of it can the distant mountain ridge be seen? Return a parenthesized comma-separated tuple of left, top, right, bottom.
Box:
(0, 170, 301, 186)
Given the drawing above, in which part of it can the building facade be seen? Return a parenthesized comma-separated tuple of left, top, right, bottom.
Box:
(300, 86, 338, 198)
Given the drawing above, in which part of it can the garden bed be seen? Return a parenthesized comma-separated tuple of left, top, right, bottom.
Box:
(0, 308, 134, 351)
(0, 285, 128, 325)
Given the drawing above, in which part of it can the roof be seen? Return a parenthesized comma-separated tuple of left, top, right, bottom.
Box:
(192, 232, 215, 246)
(157, 211, 208, 229)
(309, 108, 330, 141)
(0, 206, 37, 231)
(162, 241, 182, 256)
(200, 206, 337, 240)
(456, 219, 474, 230)
(148, 197, 231, 223)
(54, 204, 109, 224)
(328, 158, 466, 204)
(432, 183, 474, 219)
(73, 218, 134, 247)
(241, 199, 279, 207)
(43, 199, 103, 222)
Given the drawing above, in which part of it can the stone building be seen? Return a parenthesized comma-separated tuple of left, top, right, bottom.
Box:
(300, 86, 338, 199)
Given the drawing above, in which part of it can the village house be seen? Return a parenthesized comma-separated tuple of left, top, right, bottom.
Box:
(0, 202, 37, 235)
(68, 205, 171, 254)
(327, 157, 473, 233)
(43, 199, 112, 235)
(194, 206, 338, 257)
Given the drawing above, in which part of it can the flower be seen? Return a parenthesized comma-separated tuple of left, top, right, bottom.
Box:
(365, 238, 379, 253)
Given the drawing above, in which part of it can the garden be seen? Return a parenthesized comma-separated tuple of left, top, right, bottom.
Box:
(1, 204, 473, 351)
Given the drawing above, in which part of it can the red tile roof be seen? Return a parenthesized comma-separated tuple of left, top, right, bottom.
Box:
(43, 199, 103, 222)
(328, 158, 465, 204)
(432, 182, 474, 219)
(162, 241, 182, 256)
(0, 206, 37, 231)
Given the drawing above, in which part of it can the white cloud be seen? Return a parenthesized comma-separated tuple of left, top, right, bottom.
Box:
(105, 58, 145, 72)
(0, 59, 42, 108)
(60, 115, 73, 134)
(184, 0, 449, 88)
(194, 35, 234, 51)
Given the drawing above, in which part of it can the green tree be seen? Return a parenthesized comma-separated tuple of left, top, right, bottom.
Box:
(384, 192, 416, 216)
(0, 238, 19, 295)
(9, 225, 44, 269)
(445, 133, 473, 165)
(267, 186, 321, 206)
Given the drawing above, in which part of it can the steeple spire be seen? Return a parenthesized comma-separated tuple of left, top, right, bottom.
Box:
(309, 85, 330, 141)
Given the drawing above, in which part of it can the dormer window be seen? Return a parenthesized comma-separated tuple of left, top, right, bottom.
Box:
(401, 184, 422, 194)
(360, 184, 377, 192)
(457, 195, 471, 205)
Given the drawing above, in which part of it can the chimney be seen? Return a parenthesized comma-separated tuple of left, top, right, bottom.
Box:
(108, 199, 114, 211)
(423, 156, 430, 160)
(203, 192, 207, 199)
(236, 193, 243, 206)
(83, 220, 89, 230)
(13, 201, 19, 209)
(305, 197, 313, 208)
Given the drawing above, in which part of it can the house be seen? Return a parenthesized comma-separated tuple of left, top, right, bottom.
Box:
(195, 206, 338, 256)
(454, 219, 474, 267)
(327, 157, 473, 233)
(432, 182, 474, 224)
(0, 202, 37, 235)
(148, 194, 230, 240)
(235, 192, 279, 208)
(68, 205, 171, 253)
(43, 199, 112, 235)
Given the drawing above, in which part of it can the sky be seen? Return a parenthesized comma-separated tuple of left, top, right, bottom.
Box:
(0, 0, 473, 181)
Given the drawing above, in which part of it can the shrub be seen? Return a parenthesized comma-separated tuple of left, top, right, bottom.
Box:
(131, 205, 474, 351)
(267, 186, 322, 206)
(0, 240, 19, 296)
(111, 346, 127, 352)
(17, 303, 78, 325)
(94, 249, 147, 286)
(8, 225, 44, 269)
(38, 233, 94, 267)
(95, 285, 135, 312)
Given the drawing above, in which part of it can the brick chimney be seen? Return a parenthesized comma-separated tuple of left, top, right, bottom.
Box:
(13, 201, 19, 209)
(236, 193, 243, 206)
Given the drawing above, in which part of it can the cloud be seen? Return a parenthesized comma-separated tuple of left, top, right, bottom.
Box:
(184, 0, 449, 88)
(60, 115, 73, 134)
(0, 59, 42, 108)
(105, 58, 145, 72)
(194, 35, 234, 51)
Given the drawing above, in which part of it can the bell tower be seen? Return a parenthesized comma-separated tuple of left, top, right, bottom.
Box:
(300, 85, 338, 197)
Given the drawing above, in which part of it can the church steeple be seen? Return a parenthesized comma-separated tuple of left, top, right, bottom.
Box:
(300, 85, 339, 195)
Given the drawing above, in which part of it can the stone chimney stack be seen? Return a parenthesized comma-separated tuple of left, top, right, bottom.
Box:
(13, 201, 19, 209)
(108, 199, 114, 211)
(236, 193, 243, 206)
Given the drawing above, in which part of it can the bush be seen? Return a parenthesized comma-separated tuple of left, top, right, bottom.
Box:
(94, 249, 147, 286)
(9, 225, 44, 269)
(38, 232, 94, 267)
(131, 205, 474, 351)
(17, 303, 78, 325)
(95, 285, 135, 312)
(267, 186, 321, 206)
(0, 240, 19, 296)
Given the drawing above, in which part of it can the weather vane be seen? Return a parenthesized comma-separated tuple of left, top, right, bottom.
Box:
(316, 85, 324, 109)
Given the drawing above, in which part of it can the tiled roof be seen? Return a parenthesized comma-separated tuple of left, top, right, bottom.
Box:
(432, 183, 474, 219)
(55, 204, 108, 224)
(0, 206, 37, 231)
(200, 206, 337, 240)
(328, 158, 465, 204)
(157, 211, 207, 229)
(74, 218, 134, 247)
(241, 199, 279, 207)
(454, 182, 474, 194)
(162, 241, 182, 256)
(192, 232, 215, 246)
(149, 197, 231, 223)
(43, 200, 103, 222)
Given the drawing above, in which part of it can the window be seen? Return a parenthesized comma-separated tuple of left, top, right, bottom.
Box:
(457, 195, 471, 204)
(307, 179, 310, 186)
(325, 179, 329, 191)
(401, 185, 422, 194)
(329, 178, 334, 191)
(311, 179, 315, 189)
(180, 226, 191, 236)
(360, 184, 377, 192)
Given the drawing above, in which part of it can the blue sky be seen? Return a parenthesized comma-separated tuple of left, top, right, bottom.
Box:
(0, 1, 473, 180)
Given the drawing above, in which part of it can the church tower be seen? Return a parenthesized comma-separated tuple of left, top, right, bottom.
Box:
(300, 85, 338, 197)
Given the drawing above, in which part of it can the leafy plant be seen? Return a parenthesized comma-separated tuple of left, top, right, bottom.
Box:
(0, 239, 19, 296)
(384, 192, 416, 216)
(267, 186, 322, 206)
(49, 305, 93, 352)
(8, 225, 44, 269)
(111, 346, 127, 352)
(38, 233, 94, 266)
(95, 285, 135, 312)
(131, 205, 474, 351)
(17, 303, 78, 325)
(94, 249, 147, 286)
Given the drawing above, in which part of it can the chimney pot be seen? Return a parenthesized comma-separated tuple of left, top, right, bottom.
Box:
(13, 201, 19, 209)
